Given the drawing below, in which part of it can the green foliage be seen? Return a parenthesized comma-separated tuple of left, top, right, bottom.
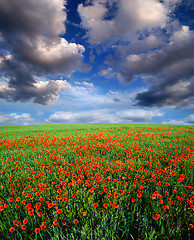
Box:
(0, 124, 193, 239)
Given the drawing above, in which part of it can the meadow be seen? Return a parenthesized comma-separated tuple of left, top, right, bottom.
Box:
(0, 123, 193, 240)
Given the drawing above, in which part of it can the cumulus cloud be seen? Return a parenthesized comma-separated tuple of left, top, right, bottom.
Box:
(119, 26, 194, 82)
(116, 109, 163, 122)
(162, 114, 194, 125)
(98, 67, 119, 79)
(78, 1, 194, 109)
(0, 112, 34, 126)
(36, 111, 44, 116)
(78, 0, 168, 44)
(0, 0, 85, 104)
(0, 79, 71, 105)
(115, 26, 194, 108)
(46, 108, 163, 124)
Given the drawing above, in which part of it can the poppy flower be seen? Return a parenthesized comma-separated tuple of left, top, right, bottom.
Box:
(83, 211, 87, 216)
(152, 214, 161, 220)
(74, 219, 79, 224)
(114, 203, 118, 208)
(35, 228, 40, 233)
(21, 225, 26, 230)
(53, 220, 58, 225)
(23, 219, 28, 224)
(93, 203, 98, 207)
(9, 227, 15, 233)
(103, 203, 108, 208)
(40, 224, 46, 230)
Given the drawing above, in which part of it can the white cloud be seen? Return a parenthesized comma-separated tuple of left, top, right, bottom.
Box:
(98, 67, 119, 79)
(0, 112, 34, 126)
(162, 114, 194, 125)
(0, 0, 85, 104)
(36, 111, 44, 116)
(78, 0, 168, 44)
(116, 109, 164, 122)
(27, 38, 85, 74)
(46, 108, 163, 124)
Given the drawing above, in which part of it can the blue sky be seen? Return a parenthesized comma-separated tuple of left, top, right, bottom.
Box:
(0, 0, 194, 126)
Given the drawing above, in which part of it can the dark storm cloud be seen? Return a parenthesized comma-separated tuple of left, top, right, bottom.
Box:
(119, 26, 194, 83)
(0, 0, 84, 104)
(117, 26, 194, 108)
(135, 59, 194, 107)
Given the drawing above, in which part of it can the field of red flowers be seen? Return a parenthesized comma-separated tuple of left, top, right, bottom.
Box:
(0, 124, 193, 239)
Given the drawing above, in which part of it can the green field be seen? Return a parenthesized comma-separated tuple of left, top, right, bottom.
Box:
(0, 123, 193, 239)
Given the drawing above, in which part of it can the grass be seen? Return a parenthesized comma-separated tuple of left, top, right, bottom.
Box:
(0, 123, 193, 239)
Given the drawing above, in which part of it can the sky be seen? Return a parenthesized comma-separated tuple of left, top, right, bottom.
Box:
(0, 0, 194, 126)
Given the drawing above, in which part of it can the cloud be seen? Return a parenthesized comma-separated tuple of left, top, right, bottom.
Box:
(0, 112, 34, 126)
(36, 111, 44, 116)
(78, 1, 194, 109)
(0, 0, 85, 104)
(0, 79, 71, 105)
(114, 26, 194, 108)
(46, 108, 163, 124)
(184, 114, 194, 124)
(98, 67, 119, 79)
(78, 0, 168, 45)
(162, 114, 194, 125)
(116, 109, 163, 122)
(119, 26, 194, 82)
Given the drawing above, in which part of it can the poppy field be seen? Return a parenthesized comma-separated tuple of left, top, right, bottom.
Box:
(0, 123, 193, 239)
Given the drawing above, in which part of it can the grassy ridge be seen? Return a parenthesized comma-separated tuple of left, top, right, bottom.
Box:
(0, 124, 193, 239)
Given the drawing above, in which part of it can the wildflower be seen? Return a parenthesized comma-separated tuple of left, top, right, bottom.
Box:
(23, 219, 28, 224)
(40, 224, 46, 230)
(114, 203, 118, 208)
(152, 214, 160, 220)
(103, 203, 108, 208)
(56, 195, 61, 200)
(74, 219, 79, 224)
(53, 220, 58, 225)
(83, 211, 87, 216)
(9, 227, 15, 233)
(93, 203, 98, 207)
(57, 209, 63, 214)
(35, 228, 40, 233)
(21, 225, 26, 230)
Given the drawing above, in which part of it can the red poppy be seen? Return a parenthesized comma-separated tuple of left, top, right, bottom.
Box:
(103, 203, 108, 208)
(114, 203, 118, 208)
(53, 220, 58, 225)
(9, 227, 15, 233)
(93, 203, 98, 207)
(23, 219, 28, 224)
(56, 209, 62, 214)
(152, 214, 161, 220)
(74, 219, 79, 224)
(35, 228, 40, 233)
(21, 225, 26, 230)
(38, 212, 43, 217)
